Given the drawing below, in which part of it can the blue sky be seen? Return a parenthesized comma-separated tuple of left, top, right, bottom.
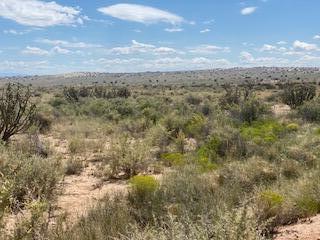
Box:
(0, 0, 320, 75)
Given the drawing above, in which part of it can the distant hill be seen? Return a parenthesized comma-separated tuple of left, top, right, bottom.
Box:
(0, 67, 319, 87)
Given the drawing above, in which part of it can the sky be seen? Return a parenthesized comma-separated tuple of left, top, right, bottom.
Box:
(0, 0, 320, 75)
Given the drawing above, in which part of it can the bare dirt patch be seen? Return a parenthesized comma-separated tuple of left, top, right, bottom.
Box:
(274, 215, 320, 240)
(272, 104, 291, 117)
(51, 163, 127, 223)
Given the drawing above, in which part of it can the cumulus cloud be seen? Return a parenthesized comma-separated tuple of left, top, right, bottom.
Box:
(0, 60, 48, 71)
(240, 51, 254, 62)
(200, 29, 211, 33)
(313, 35, 320, 40)
(22, 46, 50, 56)
(203, 19, 215, 25)
(108, 40, 179, 55)
(0, 0, 84, 27)
(241, 7, 257, 15)
(259, 44, 287, 53)
(22, 45, 71, 56)
(164, 28, 184, 32)
(293, 40, 318, 51)
(98, 4, 184, 25)
(3, 29, 29, 35)
(153, 47, 177, 55)
(277, 41, 287, 45)
(240, 51, 289, 66)
(37, 39, 102, 48)
(51, 46, 71, 54)
(189, 45, 230, 54)
(142, 57, 231, 71)
(260, 44, 277, 52)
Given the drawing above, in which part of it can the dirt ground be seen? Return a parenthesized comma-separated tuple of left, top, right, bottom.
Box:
(274, 215, 320, 240)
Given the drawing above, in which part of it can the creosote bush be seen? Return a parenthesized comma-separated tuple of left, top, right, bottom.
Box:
(0, 146, 61, 212)
(106, 136, 151, 179)
(297, 99, 320, 122)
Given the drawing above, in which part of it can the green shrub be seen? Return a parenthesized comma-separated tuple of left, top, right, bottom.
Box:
(147, 124, 171, 156)
(64, 158, 83, 175)
(230, 98, 267, 124)
(129, 176, 159, 198)
(50, 196, 133, 240)
(107, 136, 151, 179)
(198, 129, 247, 162)
(0, 149, 61, 212)
(259, 190, 284, 211)
(286, 147, 315, 167)
(218, 158, 277, 198)
(34, 113, 52, 134)
(240, 120, 287, 144)
(197, 136, 221, 163)
(49, 97, 67, 108)
(174, 130, 186, 154)
(160, 152, 186, 167)
(296, 196, 320, 215)
(255, 190, 286, 231)
(185, 113, 207, 138)
(286, 123, 299, 131)
(297, 100, 320, 122)
(281, 159, 301, 179)
(68, 138, 85, 154)
(195, 155, 218, 172)
(63, 86, 80, 102)
(219, 85, 241, 107)
(186, 94, 202, 105)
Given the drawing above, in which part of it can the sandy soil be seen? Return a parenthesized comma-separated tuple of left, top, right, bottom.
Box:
(274, 215, 320, 240)
(272, 104, 291, 117)
(51, 163, 127, 223)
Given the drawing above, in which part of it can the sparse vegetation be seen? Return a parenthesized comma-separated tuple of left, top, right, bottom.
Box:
(2, 76, 320, 240)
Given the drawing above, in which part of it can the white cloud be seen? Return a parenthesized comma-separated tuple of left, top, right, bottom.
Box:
(109, 40, 155, 55)
(293, 40, 318, 51)
(98, 4, 184, 25)
(108, 40, 179, 55)
(0, 0, 84, 27)
(22, 46, 50, 56)
(240, 51, 289, 66)
(259, 44, 287, 53)
(84, 58, 142, 66)
(0, 60, 48, 71)
(51, 46, 71, 55)
(200, 28, 211, 33)
(142, 57, 232, 71)
(189, 45, 230, 54)
(3, 29, 28, 35)
(37, 39, 102, 48)
(313, 35, 320, 40)
(240, 51, 254, 62)
(153, 47, 177, 55)
(277, 41, 287, 45)
(260, 44, 277, 52)
(203, 19, 215, 25)
(241, 7, 257, 15)
(295, 55, 320, 66)
(22, 45, 71, 56)
(164, 28, 184, 32)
